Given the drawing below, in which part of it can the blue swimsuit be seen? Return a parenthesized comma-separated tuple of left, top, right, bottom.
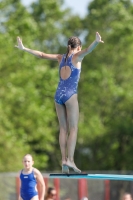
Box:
(54, 54, 81, 105)
(20, 169, 38, 200)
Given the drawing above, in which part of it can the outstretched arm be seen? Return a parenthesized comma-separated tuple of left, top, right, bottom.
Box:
(15, 37, 61, 61)
(77, 32, 104, 60)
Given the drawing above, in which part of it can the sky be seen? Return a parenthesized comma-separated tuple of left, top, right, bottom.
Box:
(22, 0, 92, 18)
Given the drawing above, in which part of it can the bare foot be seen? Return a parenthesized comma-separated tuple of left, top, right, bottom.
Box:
(66, 159, 81, 173)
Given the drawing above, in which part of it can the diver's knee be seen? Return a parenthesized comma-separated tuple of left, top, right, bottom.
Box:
(69, 126, 78, 133)
(60, 126, 68, 134)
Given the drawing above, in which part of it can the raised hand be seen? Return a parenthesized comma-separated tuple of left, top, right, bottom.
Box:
(15, 37, 25, 50)
(95, 32, 104, 43)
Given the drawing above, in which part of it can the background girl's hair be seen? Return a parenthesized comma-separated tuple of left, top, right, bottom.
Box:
(47, 187, 55, 194)
(65, 36, 82, 63)
(23, 154, 33, 160)
(44, 187, 55, 200)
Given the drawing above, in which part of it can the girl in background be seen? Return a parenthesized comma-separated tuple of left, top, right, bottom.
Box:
(18, 154, 45, 200)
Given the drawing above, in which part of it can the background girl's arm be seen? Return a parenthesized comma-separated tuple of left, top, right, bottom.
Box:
(18, 172, 21, 200)
(15, 37, 61, 61)
(35, 168, 45, 200)
(77, 32, 104, 61)
(18, 194, 21, 200)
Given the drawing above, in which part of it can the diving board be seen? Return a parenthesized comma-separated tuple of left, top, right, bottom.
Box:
(49, 173, 133, 181)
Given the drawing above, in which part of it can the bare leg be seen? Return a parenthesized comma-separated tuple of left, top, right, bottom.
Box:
(65, 94, 81, 173)
(31, 195, 39, 200)
(55, 102, 68, 166)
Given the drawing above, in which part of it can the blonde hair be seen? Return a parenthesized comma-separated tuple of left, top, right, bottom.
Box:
(23, 154, 33, 160)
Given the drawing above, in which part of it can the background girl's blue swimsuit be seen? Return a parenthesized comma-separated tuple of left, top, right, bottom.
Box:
(54, 54, 81, 105)
(20, 169, 38, 200)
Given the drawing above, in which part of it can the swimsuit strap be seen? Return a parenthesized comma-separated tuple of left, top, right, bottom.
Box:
(32, 168, 36, 180)
(32, 168, 34, 174)
(69, 53, 74, 61)
(59, 53, 74, 70)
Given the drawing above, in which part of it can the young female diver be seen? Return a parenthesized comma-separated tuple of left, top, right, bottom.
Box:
(15, 32, 104, 173)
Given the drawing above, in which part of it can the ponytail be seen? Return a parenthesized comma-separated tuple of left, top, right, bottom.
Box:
(65, 45, 71, 63)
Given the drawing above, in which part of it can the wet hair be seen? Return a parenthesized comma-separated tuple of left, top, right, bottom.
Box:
(65, 36, 82, 63)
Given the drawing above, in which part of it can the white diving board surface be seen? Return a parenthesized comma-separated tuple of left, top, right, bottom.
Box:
(49, 173, 133, 181)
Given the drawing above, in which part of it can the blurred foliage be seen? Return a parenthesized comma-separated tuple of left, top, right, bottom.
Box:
(0, 0, 133, 172)
(77, 0, 133, 170)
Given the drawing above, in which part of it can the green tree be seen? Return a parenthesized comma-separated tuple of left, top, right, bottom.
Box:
(0, 0, 84, 171)
(76, 0, 133, 170)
